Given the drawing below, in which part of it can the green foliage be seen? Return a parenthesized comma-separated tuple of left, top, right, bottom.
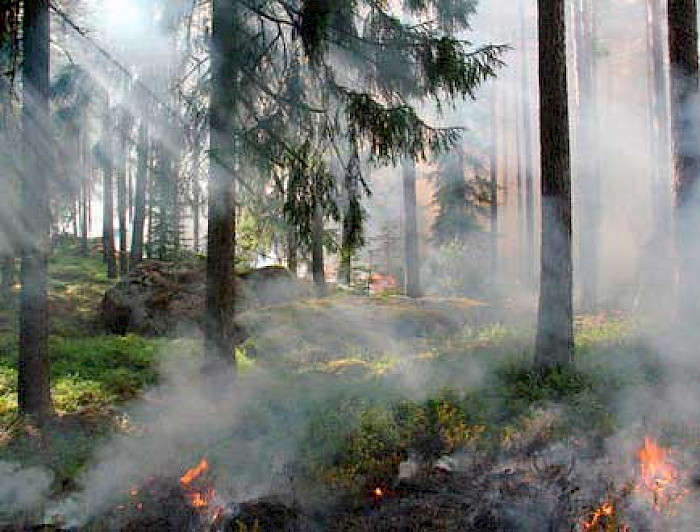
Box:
(431, 152, 491, 244)
(0, 334, 161, 425)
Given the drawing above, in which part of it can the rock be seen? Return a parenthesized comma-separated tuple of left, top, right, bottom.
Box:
(100, 262, 310, 336)
(398, 459, 421, 480)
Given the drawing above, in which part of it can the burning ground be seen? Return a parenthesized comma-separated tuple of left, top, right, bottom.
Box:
(3, 255, 700, 530)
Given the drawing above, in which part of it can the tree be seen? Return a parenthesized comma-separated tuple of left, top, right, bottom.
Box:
(116, 109, 130, 273)
(130, 122, 148, 266)
(518, 0, 536, 290)
(203, 0, 505, 368)
(99, 105, 118, 279)
(204, 0, 237, 370)
(18, 0, 53, 421)
(534, 0, 574, 370)
(489, 89, 499, 283)
(573, 0, 601, 312)
(668, 0, 700, 318)
(403, 159, 421, 298)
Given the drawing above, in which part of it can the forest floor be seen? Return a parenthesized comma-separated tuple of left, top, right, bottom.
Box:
(1, 246, 699, 530)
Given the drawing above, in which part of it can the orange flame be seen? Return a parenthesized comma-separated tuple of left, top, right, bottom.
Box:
(582, 501, 615, 530)
(635, 436, 687, 511)
(180, 458, 209, 486)
(180, 458, 219, 513)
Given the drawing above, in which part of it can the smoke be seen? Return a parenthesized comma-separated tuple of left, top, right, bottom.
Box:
(0, 462, 53, 520)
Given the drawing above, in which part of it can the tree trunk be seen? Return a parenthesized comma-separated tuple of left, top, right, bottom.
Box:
(403, 160, 421, 298)
(534, 0, 574, 370)
(519, 0, 536, 290)
(1, 258, 14, 300)
(286, 228, 298, 275)
(191, 141, 201, 254)
(102, 109, 118, 279)
(649, 0, 672, 224)
(668, 0, 700, 317)
(130, 123, 148, 267)
(204, 0, 237, 370)
(311, 173, 326, 295)
(116, 112, 129, 274)
(18, 0, 53, 421)
(489, 89, 499, 286)
(79, 134, 89, 256)
(573, 0, 600, 312)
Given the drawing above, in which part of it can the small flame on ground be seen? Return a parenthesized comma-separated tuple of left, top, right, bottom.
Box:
(582, 501, 617, 531)
(181, 458, 210, 486)
(180, 458, 218, 512)
(635, 436, 687, 511)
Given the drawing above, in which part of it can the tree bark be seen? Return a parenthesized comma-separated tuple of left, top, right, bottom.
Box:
(116, 111, 129, 274)
(1, 258, 14, 300)
(204, 0, 237, 370)
(534, 0, 574, 370)
(311, 172, 326, 295)
(18, 0, 53, 421)
(79, 133, 89, 256)
(489, 89, 499, 286)
(668, 0, 700, 317)
(130, 122, 148, 267)
(519, 0, 536, 290)
(102, 108, 118, 279)
(286, 228, 298, 275)
(571, 0, 600, 312)
(403, 160, 421, 298)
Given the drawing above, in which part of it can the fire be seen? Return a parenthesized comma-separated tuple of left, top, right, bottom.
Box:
(181, 458, 210, 486)
(582, 501, 624, 531)
(635, 436, 687, 510)
(180, 458, 219, 513)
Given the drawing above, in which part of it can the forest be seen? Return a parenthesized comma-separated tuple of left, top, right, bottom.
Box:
(1, 0, 699, 530)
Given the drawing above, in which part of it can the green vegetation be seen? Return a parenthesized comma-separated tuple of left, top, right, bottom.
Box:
(0, 248, 674, 514)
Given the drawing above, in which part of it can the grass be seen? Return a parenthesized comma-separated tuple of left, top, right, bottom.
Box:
(0, 244, 679, 521)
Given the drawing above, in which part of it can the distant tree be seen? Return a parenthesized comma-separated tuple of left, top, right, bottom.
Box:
(431, 151, 490, 245)
(518, 0, 536, 289)
(98, 105, 118, 279)
(489, 89, 499, 282)
(668, 0, 700, 317)
(403, 160, 421, 298)
(130, 122, 149, 267)
(116, 108, 131, 273)
(18, 0, 53, 421)
(534, 0, 574, 370)
(573, 0, 601, 312)
(338, 148, 368, 286)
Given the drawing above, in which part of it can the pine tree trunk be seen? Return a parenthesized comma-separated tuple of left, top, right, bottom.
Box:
(286, 228, 297, 275)
(519, 0, 536, 290)
(311, 173, 326, 295)
(102, 109, 118, 279)
(490, 89, 500, 286)
(79, 134, 89, 256)
(191, 141, 201, 254)
(1, 258, 14, 300)
(117, 113, 129, 274)
(403, 160, 421, 298)
(130, 123, 148, 267)
(573, 0, 600, 312)
(204, 0, 237, 370)
(534, 0, 574, 370)
(18, 0, 53, 421)
(651, 0, 672, 223)
(668, 0, 700, 317)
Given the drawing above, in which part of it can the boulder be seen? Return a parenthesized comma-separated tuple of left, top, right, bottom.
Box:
(100, 262, 309, 336)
